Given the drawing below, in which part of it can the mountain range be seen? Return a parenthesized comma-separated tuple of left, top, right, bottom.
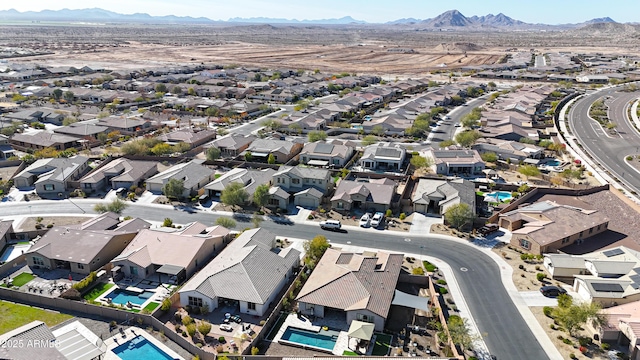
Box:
(0, 8, 620, 27)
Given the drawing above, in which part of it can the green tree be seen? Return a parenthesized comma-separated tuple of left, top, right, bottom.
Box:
(438, 315, 480, 354)
(444, 203, 474, 230)
(151, 143, 174, 156)
(215, 217, 237, 229)
(303, 235, 330, 269)
(487, 81, 497, 88)
(253, 184, 270, 208)
(63, 91, 75, 102)
(518, 164, 541, 179)
(187, 87, 196, 96)
(361, 135, 378, 146)
(162, 178, 185, 199)
(308, 130, 328, 142)
(155, 84, 168, 93)
(220, 182, 248, 208)
(160, 298, 172, 312)
(439, 139, 456, 148)
(261, 118, 282, 131)
(288, 123, 302, 135)
(553, 294, 605, 337)
(197, 321, 212, 336)
(94, 199, 128, 214)
(480, 152, 498, 163)
(163, 218, 174, 227)
(371, 125, 386, 136)
(251, 215, 263, 228)
(52, 88, 63, 101)
(172, 86, 182, 95)
(244, 151, 253, 162)
(206, 147, 221, 161)
(267, 153, 276, 164)
(410, 155, 434, 170)
(455, 130, 481, 147)
(62, 117, 78, 126)
(205, 107, 219, 117)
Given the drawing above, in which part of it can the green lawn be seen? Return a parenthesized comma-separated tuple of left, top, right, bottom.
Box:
(0, 300, 72, 334)
(10, 273, 35, 287)
(143, 302, 160, 313)
(423, 261, 437, 272)
(342, 350, 358, 356)
(83, 283, 114, 301)
(372, 333, 392, 356)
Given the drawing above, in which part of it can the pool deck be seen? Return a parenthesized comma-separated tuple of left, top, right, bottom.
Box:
(103, 326, 185, 360)
(96, 281, 171, 310)
(274, 313, 374, 356)
(0, 243, 31, 262)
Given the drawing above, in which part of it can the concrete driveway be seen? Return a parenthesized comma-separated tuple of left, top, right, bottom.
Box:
(519, 291, 561, 307)
(409, 213, 443, 234)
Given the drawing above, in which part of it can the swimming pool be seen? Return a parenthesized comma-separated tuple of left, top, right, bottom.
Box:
(280, 327, 338, 352)
(545, 160, 561, 167)
(112, 335, 174, 360)
(108, 289, 154, 306)
(486, 191, 513, 202)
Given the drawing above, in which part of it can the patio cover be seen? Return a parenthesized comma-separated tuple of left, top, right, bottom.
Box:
(156, 264, 184, 275)
(307, 159, 329, 166)
(347, 320, 375, 341)
(523, 158, 540, 165)
(391, 289, 430, 311)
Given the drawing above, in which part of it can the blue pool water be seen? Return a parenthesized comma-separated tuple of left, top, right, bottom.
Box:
(281, 327, 338, 351)
(112, 336, 174, 360)
(487, 191, 513, 202)
(109, 289, 154, 306)
(546, 160, 561, 166)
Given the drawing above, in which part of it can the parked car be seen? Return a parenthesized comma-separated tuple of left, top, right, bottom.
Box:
(320, 220, 342, 231)
(359, 214, 371, 227)
(540, 285, 567, 297)
(370, 212, 384, 228)
(478, 223, 499, 236)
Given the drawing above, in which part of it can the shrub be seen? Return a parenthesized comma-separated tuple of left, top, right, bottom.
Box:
(182, 331, 188, 337)
(437, 279, 447, 285)
(520, 253, 528, 261)
(549, 324, 556, 330)
(423, 261, 437, 272)
(174, 312, 182, 323)
(251, 346, 260, 355)
(412, 267, 424, 275)
(385, 209, 392, 217)
(578, 337, 592, 346)
(518, 264, 525, 270)
(543, 306, 554, 318)
(536, 273, 546, 281)
(161, 298, 172, 312)
(563, 338, 573, 345)
(71, 271, 98, 293)
(197, 321, 212, 336)
(601, 343, 610, 350)
(557, 335, 564, 340)
(535, 265, 541, 271)
(218, 336, 226, 343)
(399, 213, 406, 221)
(438, 287, 448, 295)
(182, 315, 193, 326)
(186, 323, 197, 337)
(569, 353, 576, 359)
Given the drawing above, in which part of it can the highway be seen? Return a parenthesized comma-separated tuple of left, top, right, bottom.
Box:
(0, 200, 549, 360)
(568, 88, 640, 193)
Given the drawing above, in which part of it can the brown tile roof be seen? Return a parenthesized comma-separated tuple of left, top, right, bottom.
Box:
(296, 249, 402, 318)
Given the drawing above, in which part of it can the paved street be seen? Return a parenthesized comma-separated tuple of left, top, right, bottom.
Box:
(568, 87, 640, 193)
(431, 95, 490, 144)
(0, 199, 551, 360)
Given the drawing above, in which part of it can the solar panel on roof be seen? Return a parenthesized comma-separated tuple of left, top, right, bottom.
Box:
(631, 282, 640, 290)
(630, 274, 640, 283)
(603, 248, 624, 257)
(591, 283, 624, 293)
(633, 267, 640, 274)
(314, 143, 334, 154)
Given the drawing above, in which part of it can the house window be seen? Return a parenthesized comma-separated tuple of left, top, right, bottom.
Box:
(277, 178, 281, 184)
(248, 302, 256, 310)
(337, 202, 343, 209)
(561, 237, 570, 244)
(77, 263, 84, 270)
(356, 313, 372, 323)
(304, 179, 309, 183)
(84, 183, 92, 189)
(333, 159, 340, 165)
(589, 227, 593, 234)
(292, 179, 300, 184)
(519, 239, 531, 250)
(44, 184, 55, 191)
(268, 198, 280, 206)
(33, 257, 45, 266)
(188, 296, 203, 308)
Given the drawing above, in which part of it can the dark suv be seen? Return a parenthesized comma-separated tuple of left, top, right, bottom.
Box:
(478, 223, 499, 236)
(540, 286, 567, 297)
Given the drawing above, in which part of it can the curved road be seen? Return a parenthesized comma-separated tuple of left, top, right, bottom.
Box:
(568, 88, 640, 193)
(0, 200, 548, 360)
(431, 96, 490, 144)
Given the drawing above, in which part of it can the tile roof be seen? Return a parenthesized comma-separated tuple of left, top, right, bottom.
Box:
(11, 131, 79, 147)
(331, 180, 396, 206)
(246, 138, 297, 154)
(180, 228, 300, 305)
(207, 134, 256, 151)
(146, 160, 214, 190)
(0, 321, 65, 360)
(273, 165, 330, 180)
(14, 155, 89, 184)
(79, 158, 157, 185)
(204, 168, 276, 197)
(296, 249, 402, 318)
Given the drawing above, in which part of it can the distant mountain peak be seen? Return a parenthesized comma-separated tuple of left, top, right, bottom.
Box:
(424, 9, 473, 27)
(584, 17, 616, 24)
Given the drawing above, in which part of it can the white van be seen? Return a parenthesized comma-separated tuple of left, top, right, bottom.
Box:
(320, 220, 342, 231)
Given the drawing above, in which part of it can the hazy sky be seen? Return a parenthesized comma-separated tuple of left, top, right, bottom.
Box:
(0, 0, 633, 24)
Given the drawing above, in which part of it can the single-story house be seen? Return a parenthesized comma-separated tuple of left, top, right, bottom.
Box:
(299, 140, 355, 168)
(13, 155, 89, 195)
(420, 148, 485, 176)
(359, 144, 406, 172)
(0, 220, 15, 254)
(296, 249, 403, 331)
(10, 132, 81, 151)
(25, 213, 150, 274)
(241, 138, 303, 163)
(146, 160, 215, 198)
(204, 134, 256, 158)
(112, 222, 230, 283)
(79, 158, 158, 193)
(179, 228, 300, 316)
(331, 178, 398, 212)
(157, 129, 217, 149)
(412, 178, 476, 215)
(500, 200, 609, 255)
(204, 167, 276, 199)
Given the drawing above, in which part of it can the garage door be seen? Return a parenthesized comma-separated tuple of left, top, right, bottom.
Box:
(414, 204, 427, 214)
(297, 197, 317, 208)
(576, 281, 591, 301)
